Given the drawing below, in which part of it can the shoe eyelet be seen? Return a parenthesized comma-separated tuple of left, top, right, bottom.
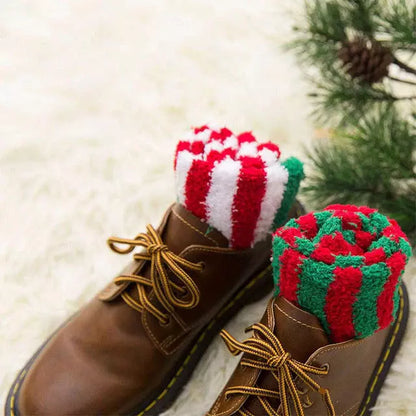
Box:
(302, 394, 313, 408)
(159, 316, 171, 327)
(321, 363, 330, 373)
(198, 261, 206, 272)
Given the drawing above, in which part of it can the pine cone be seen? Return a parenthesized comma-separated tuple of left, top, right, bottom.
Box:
(338, 37, 393, 84)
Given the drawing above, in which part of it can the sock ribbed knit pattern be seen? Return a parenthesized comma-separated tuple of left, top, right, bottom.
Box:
(174, 125, 304, 249)
(272, 204, 412, 343)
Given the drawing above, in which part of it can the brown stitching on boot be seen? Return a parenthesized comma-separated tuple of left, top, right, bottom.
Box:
(313, 339, 367, 359)
(10, 369, 28, 416)
(172, 209, 219, 246)
(357, 285, 404, 416)
(274, 304, 326, 332)
(211, 368, 259, 416)
(341, 400, 361, 416)
(184, 247, 243, 256)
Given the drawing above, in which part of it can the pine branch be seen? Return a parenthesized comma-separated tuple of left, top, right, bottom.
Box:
(393, 57, 416, 75)
(303, 108, 416, 243)
(398, 95, 416, 100)
(305, 1, 347, 42)
(309, 70, 397, 124)
(341, 0, 379, 35)
(388, 75, 416, 86)
(290, 0, 416, 243)
(376, 0, 416, 46)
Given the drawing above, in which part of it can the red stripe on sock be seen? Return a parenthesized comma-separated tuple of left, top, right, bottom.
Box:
(190, 140, 205, 155)
(237, 132, 256, 144)
(206, 148, 236, 164)
(377, 251, 407, 329)
(174, 141, 190, 169)
(310, 247, 336, 264)
(194, 125, 209, 134)
(230, 156, 267, 248)
(364, 247, 386, 265)
(278, 248, 305, 304)
(174, 141, 205, 169)
(296, 212, 318, 240)
(325, 205, 376, 216)
(258, 142, 281, 158)
(355, 230, 375, 251)
(318, 232, 363, 256)
(274, 227, 304, 246)
(324, 267, 363, 342)
(382, 221, 408, 243)
(184, 159, 213, 220)
(210, 127, 233, 142)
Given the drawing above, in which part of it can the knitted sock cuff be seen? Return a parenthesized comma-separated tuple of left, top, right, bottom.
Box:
(174, 125, 304, 249)
(272, 204, 412, 342)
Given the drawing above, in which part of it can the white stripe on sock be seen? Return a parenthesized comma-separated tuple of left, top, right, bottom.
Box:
(259, 147, 279, 166)
(253, 162, 289, 244)
(206, 157, 242, 241)
(195, 129, 211, 143)
(175, 150, 196, 204)
(223, 135, 238, 150)
(237, 141, 258, 157)
(205, 140, 224, 154)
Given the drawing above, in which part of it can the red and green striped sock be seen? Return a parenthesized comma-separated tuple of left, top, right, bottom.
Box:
(272, 204, 412, 342)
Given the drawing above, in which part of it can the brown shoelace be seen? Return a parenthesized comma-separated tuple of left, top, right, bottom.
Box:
(220, 323, 335, 416)
(107, 224, 203, 324)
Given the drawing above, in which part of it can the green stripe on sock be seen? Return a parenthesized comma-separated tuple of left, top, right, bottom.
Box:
(369, 212, 391, 235)
(353, 262, 390, 338)
(392, 281, 401, 321)
(285, 218, 300, 229)
(334, 255, 363, 268)
(370, 236, 399, 256)
(399, 237, 412, 259)
(341, 229, 356, 245)
(295, 237, 315, 256)
(314, 211, 333, 228)
(358, 213, 373, 234)
(297, 258, 335, 334)
(272, 157, 304, 230)
(313, 216, 342, 244)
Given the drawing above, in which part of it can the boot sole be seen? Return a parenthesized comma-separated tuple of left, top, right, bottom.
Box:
(357, 282, 410, 416)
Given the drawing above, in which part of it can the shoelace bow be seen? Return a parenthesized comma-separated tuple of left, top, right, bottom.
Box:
(220, 323, 335, 416)
(107, 224, 203, 324)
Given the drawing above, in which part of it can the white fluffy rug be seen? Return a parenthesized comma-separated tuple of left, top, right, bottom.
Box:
(1, 2, 415, 415)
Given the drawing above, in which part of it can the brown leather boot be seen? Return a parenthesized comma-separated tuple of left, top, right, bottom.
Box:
(207, 283, 409, 416)
(5, 201, 304, 416)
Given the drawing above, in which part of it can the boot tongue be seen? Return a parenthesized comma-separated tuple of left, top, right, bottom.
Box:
(162, 203, 228, 254)
(273, 296, 329, 362)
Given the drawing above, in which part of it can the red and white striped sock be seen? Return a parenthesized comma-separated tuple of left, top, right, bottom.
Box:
(174, 125, 303, 249)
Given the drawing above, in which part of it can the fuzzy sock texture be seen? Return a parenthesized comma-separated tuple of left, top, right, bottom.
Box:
(272, 204, 412, 343)
(175, 125, 304, 249)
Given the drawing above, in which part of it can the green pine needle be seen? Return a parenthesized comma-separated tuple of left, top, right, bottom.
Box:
(303, 108, 416, 243)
